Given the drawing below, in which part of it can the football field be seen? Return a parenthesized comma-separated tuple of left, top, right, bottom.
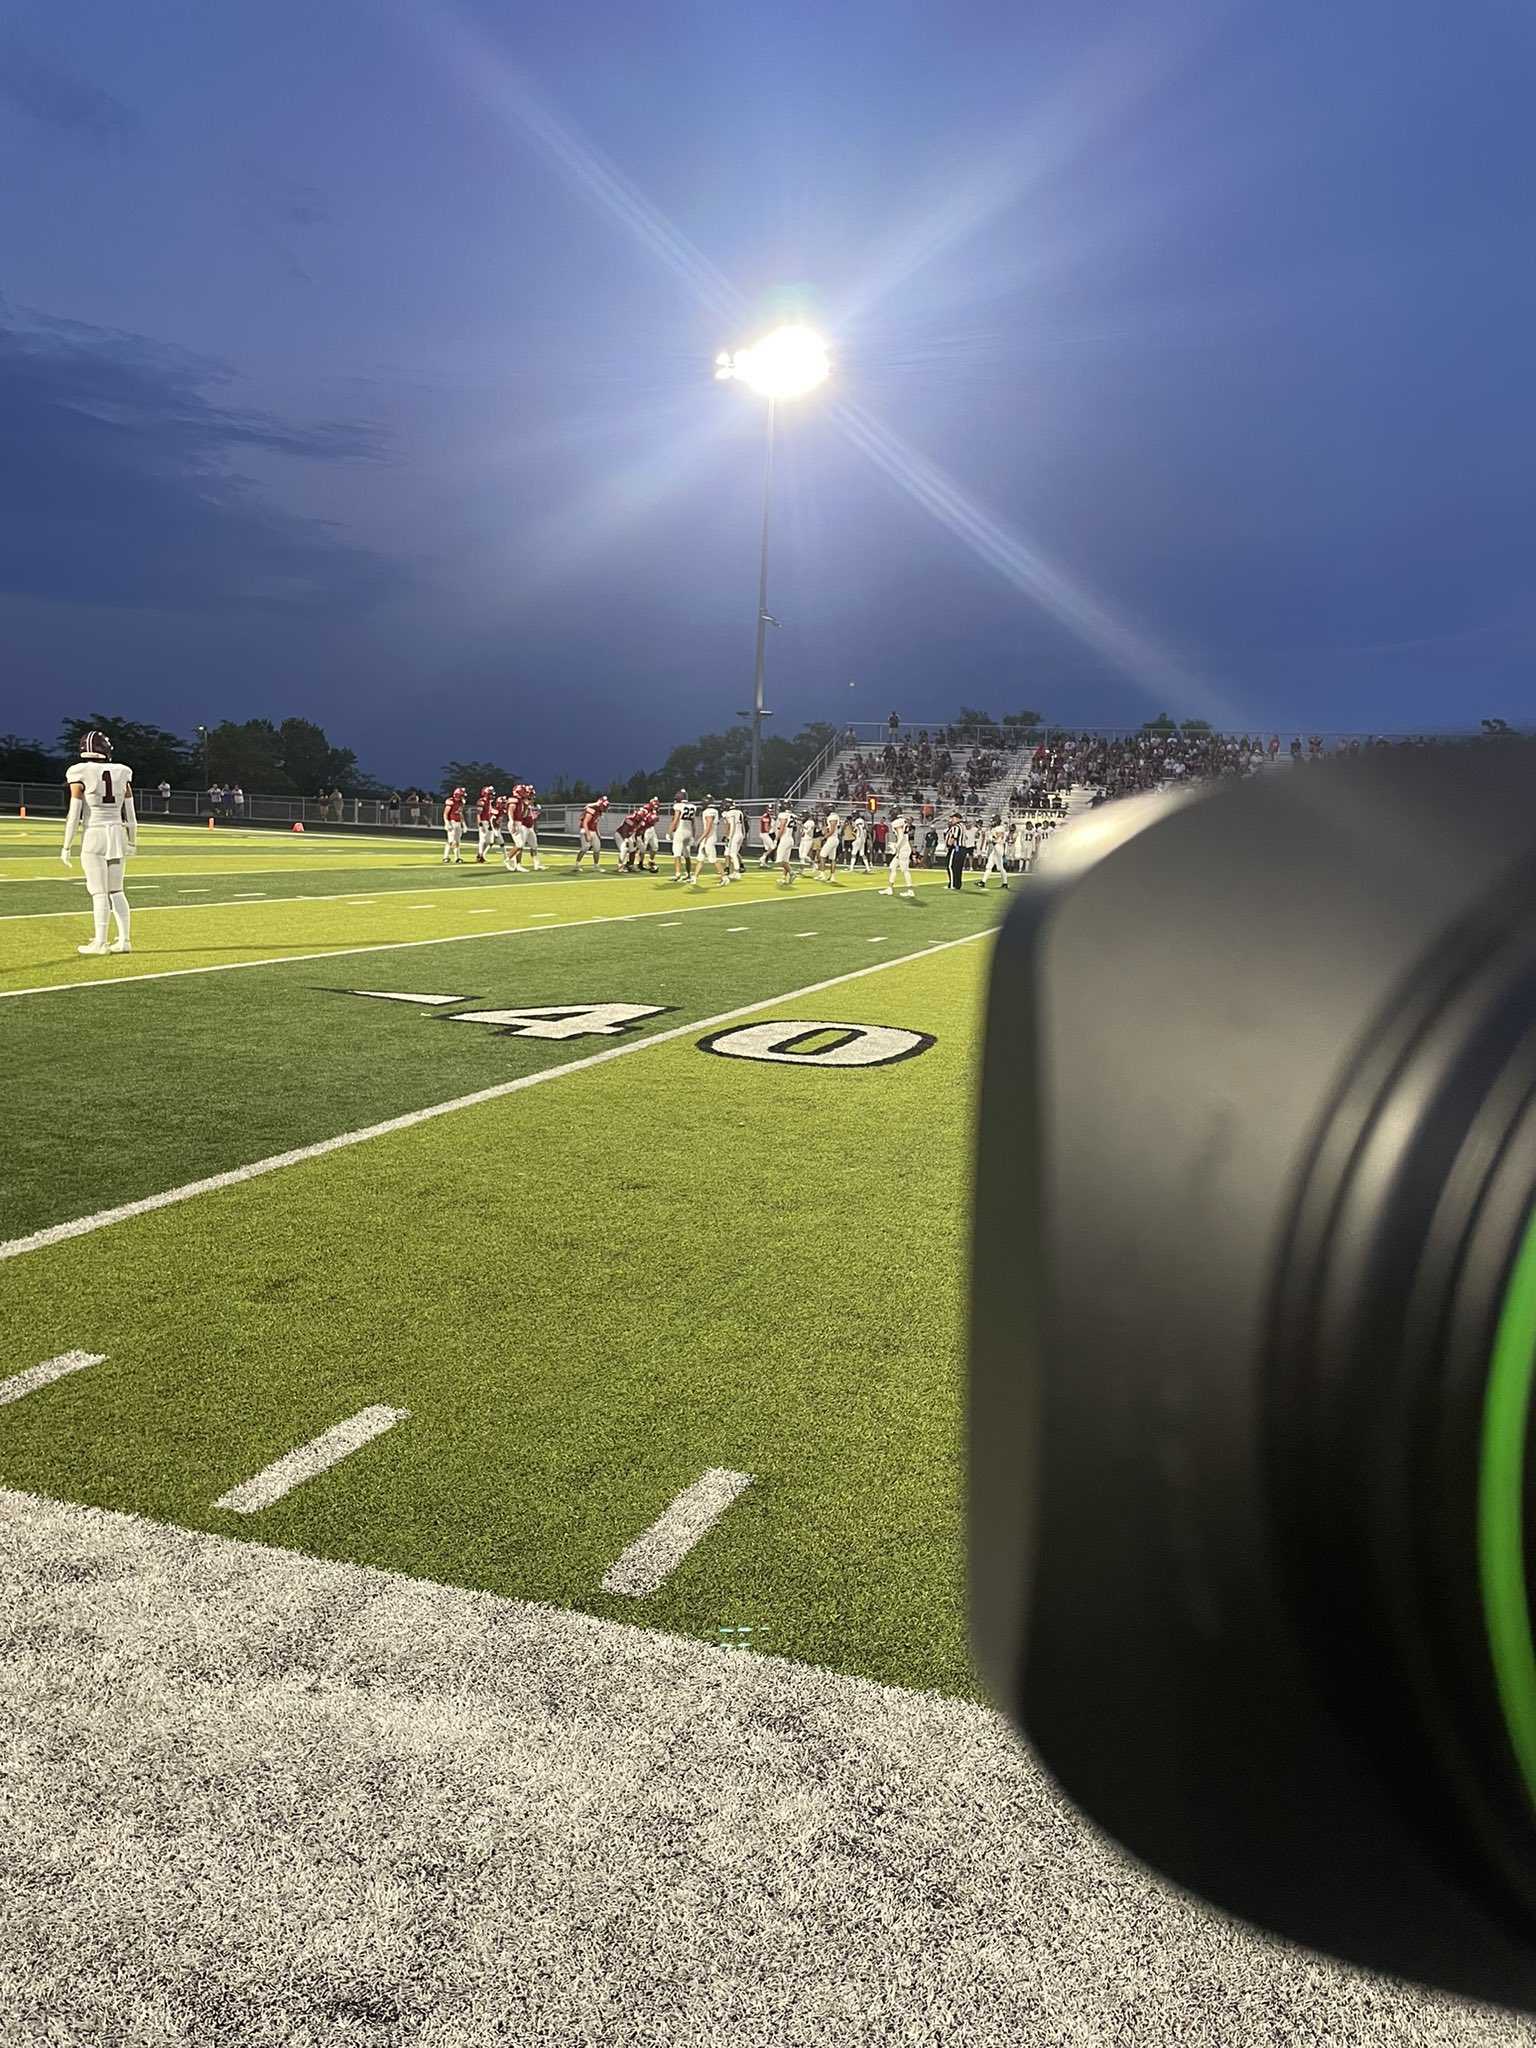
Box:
(2, 817, 1522, 2046)
(1, 817, 999, 1696)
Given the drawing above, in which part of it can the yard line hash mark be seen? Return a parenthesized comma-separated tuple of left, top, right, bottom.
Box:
(0, 928, 993, 1262)
(0, 1350, 104, 1405)
(212, 1405, 409, 1514)
(601, 1468, 754, 1598)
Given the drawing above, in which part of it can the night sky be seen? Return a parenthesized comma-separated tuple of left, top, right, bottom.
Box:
(3, 0, 1534, 785)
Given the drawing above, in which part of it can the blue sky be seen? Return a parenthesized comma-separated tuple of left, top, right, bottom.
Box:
(3, 0, 1533, 784)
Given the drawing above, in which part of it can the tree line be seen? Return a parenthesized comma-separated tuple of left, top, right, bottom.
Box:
(0, 715, 375, 795)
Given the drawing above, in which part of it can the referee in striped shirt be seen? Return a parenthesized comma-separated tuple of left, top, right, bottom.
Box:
(944, 813, 967, 891)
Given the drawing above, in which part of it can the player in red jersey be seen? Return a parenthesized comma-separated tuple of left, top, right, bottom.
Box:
(474, 786, 496, 863)
(575, 794, 610, 869)
(508, 783, 544, 871)
(441, 785, 467, 864)
(639, 797, 662, 873)
(490, 793, 510, 859)
(615, 807, 640, 870)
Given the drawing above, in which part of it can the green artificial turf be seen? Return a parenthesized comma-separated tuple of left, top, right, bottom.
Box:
(2, 819, 1013, 1702)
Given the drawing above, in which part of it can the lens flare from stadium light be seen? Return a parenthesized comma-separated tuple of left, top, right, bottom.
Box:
(718, 325, 831, 401)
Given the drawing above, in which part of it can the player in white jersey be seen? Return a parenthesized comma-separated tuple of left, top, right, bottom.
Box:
(670, 795, 696, 881)
(60, 730, 136, 955)
(847, 812, 874, 873)
(721, 802, 746, 878)
(817, 809, 843, 880)
(772, 805, 797, 884)
(692, 796, 725, 888)
(1009, 815, 1029, 872)
(978, 816, 1011, 889)
(878, 812, 916, 898)
(797, 814, 818, 869)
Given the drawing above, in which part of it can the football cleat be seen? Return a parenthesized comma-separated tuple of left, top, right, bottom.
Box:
(109, 940, 132, 954)
(78, 941, 110, 955)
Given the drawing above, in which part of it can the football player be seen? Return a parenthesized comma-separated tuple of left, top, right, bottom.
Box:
(693, 794, 725, 888)
(510, 784, 545, 871)
(575, 794, 609, 869)
(757, 804, 776, 868)
(978, 815, 1011, 889)
(670, 791, 696, 882)
(797, 812, 818, 870)
(615, 806, 640, 870)
(848, 811, 874, 873)
(878, 811, 917, 898)
(640, 799, 661, 873)
(817, 807, 843, 881)
(721, 799, 746, 878)
(1009, 814, 1029, 873)
(772, 802, 797, 885)
(489, 792, 509, 859)
(474, 786, 496, 862)
(442, 786, 467, 864)
(60, 729, 135, 955)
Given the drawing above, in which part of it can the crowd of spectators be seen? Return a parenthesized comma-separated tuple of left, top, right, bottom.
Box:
(833, 729, 1006, 807)
(829, 720, 1489, 816)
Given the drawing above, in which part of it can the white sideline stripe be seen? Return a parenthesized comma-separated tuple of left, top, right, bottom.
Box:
(0, 889, 853, 1000)
(0, 928, 991, 1263)
(212, 1405, 409, 1514)
(601, 1468, 754, 1598)
(0, 1349, 103, 1405)
(0, 871, 613, 923)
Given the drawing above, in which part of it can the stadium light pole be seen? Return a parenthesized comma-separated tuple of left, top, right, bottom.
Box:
(715, 326, 830, 801)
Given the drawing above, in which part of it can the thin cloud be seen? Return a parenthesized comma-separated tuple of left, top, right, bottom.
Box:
(0, 308, 400, 616)
(0, 35, 138, 144)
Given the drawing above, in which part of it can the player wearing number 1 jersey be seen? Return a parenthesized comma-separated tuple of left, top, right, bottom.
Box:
(61, 730, 136, 955)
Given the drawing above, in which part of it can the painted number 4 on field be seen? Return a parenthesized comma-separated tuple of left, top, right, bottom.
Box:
(349, 993, 665, 1040)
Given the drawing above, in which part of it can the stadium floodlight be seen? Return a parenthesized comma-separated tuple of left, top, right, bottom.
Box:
(717, 324, 831, 402)
(716, 325, 832, 798)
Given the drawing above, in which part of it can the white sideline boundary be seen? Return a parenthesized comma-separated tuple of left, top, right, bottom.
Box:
(0, 929, 992, 1264)
(0, 880, 949, 1001)
(0, 870, 615, 923)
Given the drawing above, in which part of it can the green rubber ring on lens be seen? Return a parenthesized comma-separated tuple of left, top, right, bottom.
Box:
(1479, 1201, 1536, 1814)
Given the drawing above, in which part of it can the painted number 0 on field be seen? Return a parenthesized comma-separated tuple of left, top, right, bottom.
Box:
(697, 1021, 935, 1068)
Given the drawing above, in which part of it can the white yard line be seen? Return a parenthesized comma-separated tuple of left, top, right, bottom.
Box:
(0, 1350, 103, 1405)
(601, 1469, 754, 1598)
(0, 929, 991, 1262)
(0, 872, 600, 924)
(0, 884, 947, 1001)
(212, 1407, 410, 1515)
